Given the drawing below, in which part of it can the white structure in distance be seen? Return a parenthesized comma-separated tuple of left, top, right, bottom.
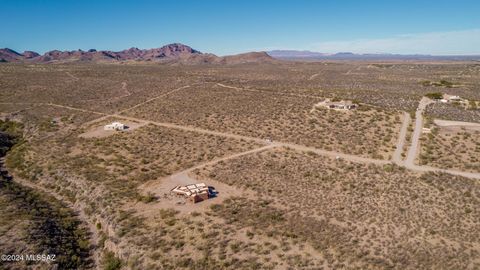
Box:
(104, 122, 127, 131)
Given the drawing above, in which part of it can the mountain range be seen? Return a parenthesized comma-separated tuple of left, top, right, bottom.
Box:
(0, 43, 275, 64)
(267, 50, 480, 61)
(4, 44, 479, 64)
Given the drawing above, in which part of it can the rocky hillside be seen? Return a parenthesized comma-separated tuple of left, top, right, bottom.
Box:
(0, 48, 24, 62)
(0, 43, 276, 64)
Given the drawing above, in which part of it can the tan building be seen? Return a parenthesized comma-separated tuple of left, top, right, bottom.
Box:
(171, 183, 213, 203)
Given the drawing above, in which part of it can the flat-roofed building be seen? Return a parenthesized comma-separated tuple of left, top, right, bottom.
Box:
(171, 183, 213, 203)
(314, 98, 358, 111)
(104, 122, 127, 131)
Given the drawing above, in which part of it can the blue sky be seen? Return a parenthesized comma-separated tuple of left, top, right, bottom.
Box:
(2, 0, 480, 55)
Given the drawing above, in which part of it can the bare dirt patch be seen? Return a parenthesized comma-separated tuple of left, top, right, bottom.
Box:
(434, 119, 480, 132)
(133, 172, 252, 215)
(79, 119, 147, 138)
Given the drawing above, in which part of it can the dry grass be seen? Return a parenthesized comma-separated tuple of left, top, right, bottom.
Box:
(194, 147, 480, 269)
(9, 121, 261, 223)
(110, 207, 324, 269)
(426, 102, 480, 123)
(127, 83, 401, 159)
(69, 123, 260, 197)
(419, 126, 480, 172)
(0, 64, 196, 114)
(2, 61, 480, 269)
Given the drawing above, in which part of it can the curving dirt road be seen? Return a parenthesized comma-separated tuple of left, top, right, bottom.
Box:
(4, 94, 480, 180)
(6, 81, 480, 270)
(168, 144, 276, 186)
(308, 73, 320, 80)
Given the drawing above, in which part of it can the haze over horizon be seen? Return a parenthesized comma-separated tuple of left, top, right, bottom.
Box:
(2, 0, 480, 56)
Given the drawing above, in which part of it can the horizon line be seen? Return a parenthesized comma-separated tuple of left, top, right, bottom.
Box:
(3, 45, 480, 58)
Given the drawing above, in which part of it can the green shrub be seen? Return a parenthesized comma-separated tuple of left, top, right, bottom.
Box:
(425, 92, 443, 100)
(102, 251, 122, 270)
(137, 192, 156, 203)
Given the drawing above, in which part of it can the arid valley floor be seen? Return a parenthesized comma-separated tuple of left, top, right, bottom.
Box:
(1, 61, 480, 270)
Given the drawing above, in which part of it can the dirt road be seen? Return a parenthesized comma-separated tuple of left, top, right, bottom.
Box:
(4, 95, 480, 179)
(392, 112, 411, 165)
(116, 114, 391, 165)
(81, 83, 193, 127)
(403, 164, 480, 179)
(115, 114, 268, 144)
(308, 73, 320, 80)
(137, 144, 275, 213)
(434, 119, 480, 131)
(166, 144, 276, 188)
(118, 84, 192, 114)
(118, 97, 480, 179)
(65, 71, 79, 81)
(405, 97, 433, 168)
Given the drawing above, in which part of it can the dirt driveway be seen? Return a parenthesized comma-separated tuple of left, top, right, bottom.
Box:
(434, 119, 480, 132)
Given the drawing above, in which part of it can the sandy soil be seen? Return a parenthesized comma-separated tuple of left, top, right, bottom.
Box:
(133, 172, 254, 215)
(134, 145, 274, 215)
(434, 119, 480, 132)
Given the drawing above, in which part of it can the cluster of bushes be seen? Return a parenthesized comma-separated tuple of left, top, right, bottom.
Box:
(0, 120, 23, 156)
(0, 177, 91, 269)
(0, 119, 24, 137)
(196, 147, 480, 269)
(425, 92, 443, 99)
(1, 119, 90, 268)
(102, 251, 122, 270)
(0, 132, 15, 156)
(419, 129, 480, 172)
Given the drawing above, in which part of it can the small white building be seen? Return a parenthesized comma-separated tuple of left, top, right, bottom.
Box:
(422, 128, 432, 133)
(314, 98, 358, 111)
(449, 95, 462, 101)
(442, 94, 463, 102)
(104, 122, 126, 131)
(327, 101, 358, 110)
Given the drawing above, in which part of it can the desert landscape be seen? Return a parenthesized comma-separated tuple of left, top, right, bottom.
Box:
(1, 45, 480, 269)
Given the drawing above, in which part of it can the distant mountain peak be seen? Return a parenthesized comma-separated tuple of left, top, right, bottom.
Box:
(0, 44, 277, 65)
(1, 48, 21, 55)
(22, 51, 40, 59)
(0, 48, 24, 62)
